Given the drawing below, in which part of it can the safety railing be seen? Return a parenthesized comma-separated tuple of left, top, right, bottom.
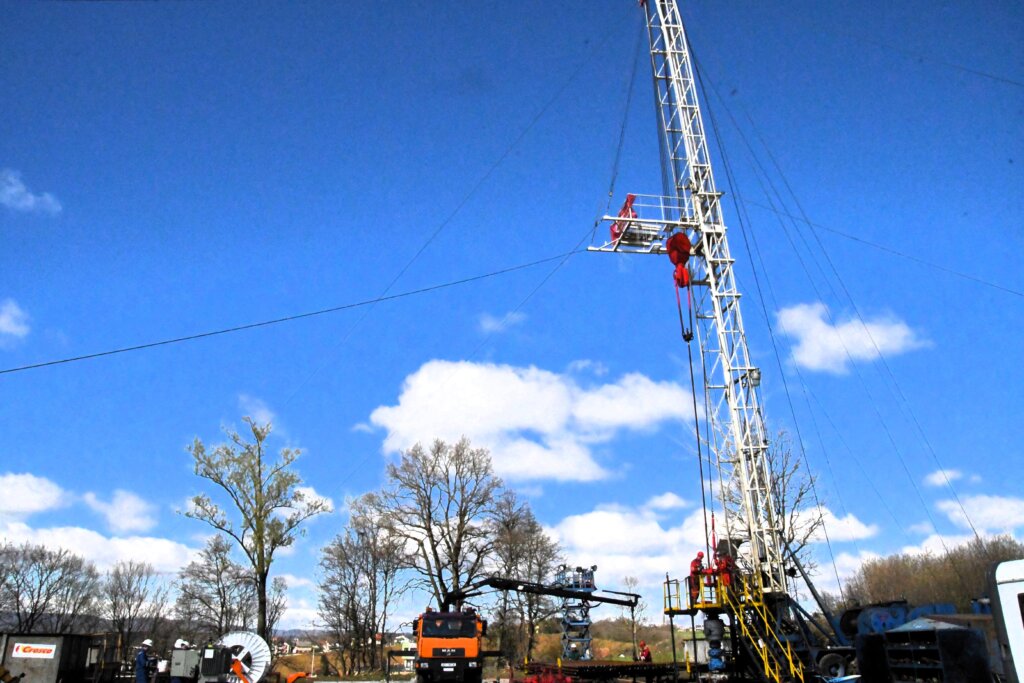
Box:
(721, 579, 805, 683)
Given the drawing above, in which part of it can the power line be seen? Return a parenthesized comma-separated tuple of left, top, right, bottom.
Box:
(273, 13, 629, 409)
(743, 200, 1024, 299)
(830, 29, 1024, 89)
(0, 252, 581, 377)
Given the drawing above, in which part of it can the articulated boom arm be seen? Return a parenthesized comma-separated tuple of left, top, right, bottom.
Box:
(592, 0, 787, 594)
(442, 577, 640, 611)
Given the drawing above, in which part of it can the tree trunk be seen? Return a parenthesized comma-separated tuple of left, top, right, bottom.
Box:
(257, 572, 269, 642)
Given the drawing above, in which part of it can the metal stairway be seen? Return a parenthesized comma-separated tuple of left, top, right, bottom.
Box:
(723, 581, 806, 683)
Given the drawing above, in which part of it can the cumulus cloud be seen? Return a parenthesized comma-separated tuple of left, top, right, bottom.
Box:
(924, 469, 962, 487)
(0, 299, 30, 343)
(294, 486, 334, 514)
(478, 311, 526, 334)
(0, 519, 196, 572)
(369, 361, 695, 482)
(548, 499, 877, 592)
(809, 550, 882, 595)
(547, 503, 708, 587)
(901, 532, 977, 556)
(644, 492, 690, 511)
(810, 508, 879, 541)
(0, 473, 65, 516)
(937, 494, 1024, 533)
(83, 490, 157, 534)
(0, 169, 62, 215)
(908, 521, 935, 535)
(776, 302, 928, 374)
(538, 497, 881, 621)
(278, 573, 316, 589)
(277, 596, 318, 631)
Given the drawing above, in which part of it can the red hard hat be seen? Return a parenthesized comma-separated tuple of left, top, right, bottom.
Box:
(697, 551, 704, 558)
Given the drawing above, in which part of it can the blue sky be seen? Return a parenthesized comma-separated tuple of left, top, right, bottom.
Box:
(2, 1, 1022, 628)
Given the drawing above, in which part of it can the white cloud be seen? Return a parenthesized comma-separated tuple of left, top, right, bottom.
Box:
(238, 394, 276, 427)
(278, 573, 316, 589)
(808, 508, 879, 542)
(83, 490, 157, 534)
(0, 519, 196, 572)
(908, 521, 935, 535)
(568, 359, 608, 377)
(776, 302, 928, 374)
(548, 503, 709, 588)
(478, 311, 526, 334)
(901, 532, 976, 556)
(369, 361, 694, 482)
(0, 299, 30, 342)
(0, 169, 61, 215)
(937, 494, 1024, 533)
(295, 486, 335, 514)
(644, 492, 690, 511)
(808, 550, 882, 596)
(0, 473, 65, 516)
(277, 596, 318, 631)
(924, 469, 962, 487)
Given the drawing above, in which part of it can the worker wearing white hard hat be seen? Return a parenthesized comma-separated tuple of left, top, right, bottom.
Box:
(136, 640, 155, 683)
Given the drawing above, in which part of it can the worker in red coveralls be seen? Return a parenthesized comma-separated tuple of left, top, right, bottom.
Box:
(715, 552, 735, 589)
(637, 640, 652, 663)
(689, 551, 705, 605)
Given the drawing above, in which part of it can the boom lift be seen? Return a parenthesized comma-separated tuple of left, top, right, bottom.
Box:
(400, 574, 639, 683)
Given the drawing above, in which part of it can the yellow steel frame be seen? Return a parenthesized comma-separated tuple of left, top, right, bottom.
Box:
(722, 580, 805, 683)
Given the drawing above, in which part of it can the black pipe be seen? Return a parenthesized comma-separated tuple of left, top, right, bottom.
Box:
(668, 613, 679, 683)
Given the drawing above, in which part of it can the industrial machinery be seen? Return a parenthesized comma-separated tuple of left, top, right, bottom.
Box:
(592, 1, 1024, 680)
(0, 634, 100, 683)
(399, 573, 639, 683)
(552, 565, 598, 661)
(195, 632, 271, 683)
(591, 0, 838, 677)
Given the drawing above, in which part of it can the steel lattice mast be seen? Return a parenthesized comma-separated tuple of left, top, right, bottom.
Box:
(591, 0, 788, 595)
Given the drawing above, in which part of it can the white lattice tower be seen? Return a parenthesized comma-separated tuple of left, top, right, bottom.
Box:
(591, 0, 787, 594)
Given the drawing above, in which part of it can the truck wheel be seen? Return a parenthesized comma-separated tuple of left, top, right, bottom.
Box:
(816, 653, 847, 677)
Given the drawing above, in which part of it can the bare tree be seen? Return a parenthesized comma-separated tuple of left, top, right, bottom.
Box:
(266, 577, 288, 639)
(318, 502, 409, 674)
(723, 430, 824, 571)
(318, 537, 361, 676)
(492, 492, 561, 662)
(186, 417, 331, 641)
(365, 437, 502, 607)
(174, 536, 255, 641)
(620, 576, 647, 659)
(102, 560, 169, 659)
(833, 535, 1024, 612)
(0, 543, 100, 634)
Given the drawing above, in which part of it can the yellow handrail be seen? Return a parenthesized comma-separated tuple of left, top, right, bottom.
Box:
(722, 578, 805, 683)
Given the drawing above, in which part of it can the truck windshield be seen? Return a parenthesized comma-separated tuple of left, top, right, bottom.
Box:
(422, 617, 476, 638)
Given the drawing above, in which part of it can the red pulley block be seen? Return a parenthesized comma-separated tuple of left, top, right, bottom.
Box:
(666, 232, 692, 266)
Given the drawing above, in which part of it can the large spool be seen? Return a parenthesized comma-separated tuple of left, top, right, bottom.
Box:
(219, 631, 271, 683)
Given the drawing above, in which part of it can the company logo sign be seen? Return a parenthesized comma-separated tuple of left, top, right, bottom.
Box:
(12, 643, 57, 659)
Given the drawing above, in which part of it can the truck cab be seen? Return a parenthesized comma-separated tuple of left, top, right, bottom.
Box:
(412, 609, 486, 683)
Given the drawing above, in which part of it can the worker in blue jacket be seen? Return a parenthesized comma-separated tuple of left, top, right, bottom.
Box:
(136, 639, 154, 683)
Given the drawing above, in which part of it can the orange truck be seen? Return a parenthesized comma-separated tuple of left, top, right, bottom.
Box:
(394, 577, 637, 683)
(410, 606, 493, 683)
